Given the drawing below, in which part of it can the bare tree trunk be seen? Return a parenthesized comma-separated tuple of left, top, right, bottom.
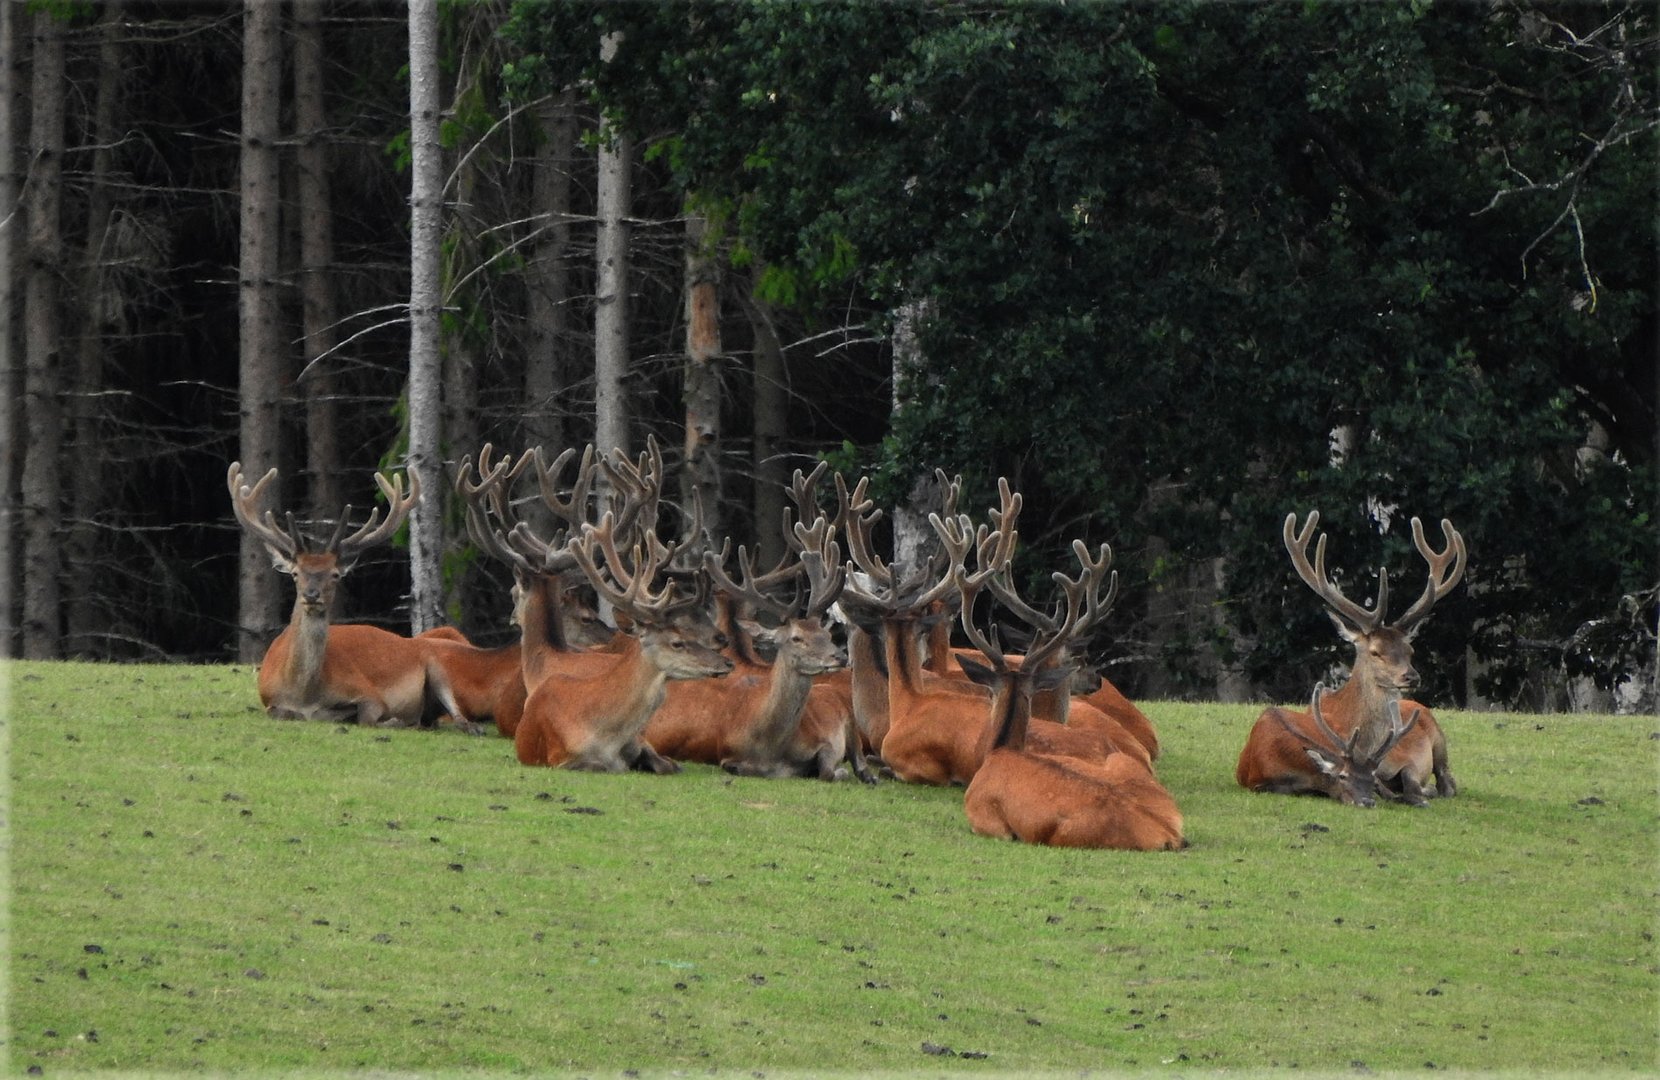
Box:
(405, 0, 445, 633)
(64, 0, 125, 656)
(236, 0, 286, 663)
(21, 9, 67, 659)
(0, 0, 24, 657)
(525, 90, 575, 462)
(742, 278, 787, 572)
(593, 31, 631, 461)
(293, 0, 342, 530)
(681, 209, 722, 543)
(890, 297, 933, 577)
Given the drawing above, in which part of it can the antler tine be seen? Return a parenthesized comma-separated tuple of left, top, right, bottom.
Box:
(598, 436, 664, 540)
(574, 511, 687, 622)
(954, 561, 1009, 674)
(1069, 539, 1120, 637)
(227, 462, 297, 558)
(455, 451, 530, 574)
(532, 444, 593, 533)
(794, 516, 847, 618)
(703, 541, 801, 623)
(1283, 510, 1384, 632)
(1361, 699, 1423, 770)
(332, 468, 420, 561)
(837, 472, 893, 601)
(1269, 682, 1348, 757)
(1307, 682, 1350, 755)
(910, 511, 976, 611)
(1391, 517, 1467, 632)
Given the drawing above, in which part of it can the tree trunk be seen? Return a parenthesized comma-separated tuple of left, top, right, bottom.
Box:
(890, 298, 933, 578)
(525, 90, 575, 463)
(293, 0, 342, 531)
(405, 0, 445, 633)
(593, 31, 631, 461)
(0, 0, 24, 657)
(681, 209, 722, 544)
(236, 0, 286, 663)
(64, 0, 126, 656)
(21, 8, 67, 659)
(742, 278, 788, 572)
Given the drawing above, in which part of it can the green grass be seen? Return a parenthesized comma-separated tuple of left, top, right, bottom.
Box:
(6, 659, 1657, 1077)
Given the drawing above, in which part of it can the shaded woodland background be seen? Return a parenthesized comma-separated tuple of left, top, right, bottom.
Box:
(1, 0, 1654, 712)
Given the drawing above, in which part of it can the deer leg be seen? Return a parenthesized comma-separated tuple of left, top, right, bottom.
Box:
(421, 660, 483, 736)
(1389, 770, 1431, 808)
(840, 717, 879, 785)
(624, 739, 682, 775)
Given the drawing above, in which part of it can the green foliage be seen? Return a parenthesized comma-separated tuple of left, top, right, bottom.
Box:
(499, 0, 1655, 706)
(10, 661, 1659, 1073)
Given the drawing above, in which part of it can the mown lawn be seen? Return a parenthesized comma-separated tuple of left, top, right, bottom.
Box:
(6, 659, 1656, 1077)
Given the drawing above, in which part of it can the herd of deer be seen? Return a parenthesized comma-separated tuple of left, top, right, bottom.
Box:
(227, 441, 1467, 852)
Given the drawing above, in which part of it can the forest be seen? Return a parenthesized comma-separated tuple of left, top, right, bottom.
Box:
(2, 0, 1654, 713)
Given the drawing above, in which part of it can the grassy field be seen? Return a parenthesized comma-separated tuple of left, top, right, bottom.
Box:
(5, 659, 1656, 1078)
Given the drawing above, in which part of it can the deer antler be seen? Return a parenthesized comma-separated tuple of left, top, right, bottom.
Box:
(1283, 511, 1388, 633)
(1391, 517, 1467, 633)
(228, 462, 295, 560)
(230, 460, 418, 568)
(570, 511, 697, 625)
(456, 444, 540, 575)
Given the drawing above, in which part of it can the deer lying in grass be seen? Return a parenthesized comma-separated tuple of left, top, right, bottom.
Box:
(954, 524, 1185, 851)
(509, 443, 734, 772)
(644, 466, 875, 782)
(838, 475, 1145, 785)
(445, 444, 620, 737)
(228, 462, 477, 733)
(1237, 684, 1423, 807)
(1236, 511, 1464, 805)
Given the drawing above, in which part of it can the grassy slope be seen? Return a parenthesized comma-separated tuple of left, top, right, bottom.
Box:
(6, 659, 1657, 1077)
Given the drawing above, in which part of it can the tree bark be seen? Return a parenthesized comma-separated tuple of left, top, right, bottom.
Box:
(236, 0, 286, 663)
(293, 0, 342, 531)
(64, 0, 126, 656)
(889, 298, 933, 579)
(593, 31, 631, 462)
(406, 0, 445, 633)
(21, 9, 68, 659)
(742, 278, 788, 572)
(0, 0, 23, 657)
(681, 209, 722, 544)
(525, 90, 575, 464)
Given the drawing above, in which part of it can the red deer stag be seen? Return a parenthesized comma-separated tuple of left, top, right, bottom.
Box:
(227, 462, 477, 732)
(1237, 685, 1423, 807)
(1237, 511, 1465, 805)
(443, 444, 633, 736)
(511, 451, 734, 772)
(645, 465, 874, 781)
(953, 528, 1184, 850)
(836, 474, 1002, 785)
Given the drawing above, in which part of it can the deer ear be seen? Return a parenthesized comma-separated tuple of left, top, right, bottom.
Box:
(612, 609, 639, 635)
(268, 547, 298, 574)
(1303, 747, 1341, 776)
(1328, 610, 1363, 643)
(1033, 664, 1076, 694)
(957, 654, 997, 687)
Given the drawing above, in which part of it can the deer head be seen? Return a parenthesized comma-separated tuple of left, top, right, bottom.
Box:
(1273, 686, 1422, 808)
(229, 461, 419, 616)
(1283, 510, 1466, 703)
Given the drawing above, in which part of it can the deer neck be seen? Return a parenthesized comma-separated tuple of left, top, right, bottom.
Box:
(1346, 664, 1405, 759)
(848, 626, 890, 748)
(596, 636, 672, 735)
(283, 596, 332, 694)
(888, 617, 930, 697)
(745, 655, 818, 749)
(975, 678, 1030, 766)
(518, 576, 565, 690)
